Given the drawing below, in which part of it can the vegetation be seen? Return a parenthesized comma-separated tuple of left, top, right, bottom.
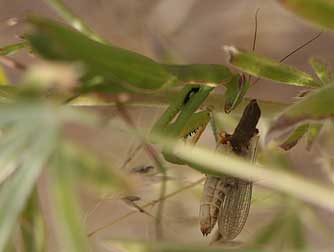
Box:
(0, 0, 333, 251)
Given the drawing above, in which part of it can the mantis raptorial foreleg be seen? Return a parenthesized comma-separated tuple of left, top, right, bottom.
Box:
(150, 85, 214, 164)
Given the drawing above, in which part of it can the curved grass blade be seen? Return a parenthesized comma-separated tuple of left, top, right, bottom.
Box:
(20, 189, 46, 252)
(277, 0, 334, 30)
(0, 129, 55, 251)
(224, 46, 321, 88)
(50, 151, 90, 252)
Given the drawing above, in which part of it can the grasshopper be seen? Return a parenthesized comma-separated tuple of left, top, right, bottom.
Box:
(199, 100, 260, 240)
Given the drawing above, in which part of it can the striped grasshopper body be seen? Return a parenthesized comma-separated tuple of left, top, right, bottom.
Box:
(200, 100, 261, 241)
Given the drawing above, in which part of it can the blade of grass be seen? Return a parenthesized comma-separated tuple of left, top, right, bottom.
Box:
(0, 128, 55, 251)
(20, 188, 46, 252)
(50, 148, 90, 252)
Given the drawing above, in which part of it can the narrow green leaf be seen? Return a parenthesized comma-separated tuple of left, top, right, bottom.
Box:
(0, 129, 54, 251)
(309, 57, 334, 85)
(20, 189, 46, 252)
(0, 42, 27, 56)
(50, 149, 90, 252)
(224, 46, 321, 87)
(278, 0, 334, 30)
(267, 85, 334, 142)
(279, 124, 309, 150)
(27, 17, 177, 92)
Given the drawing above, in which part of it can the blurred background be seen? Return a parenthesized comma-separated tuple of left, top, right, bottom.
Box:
(1, 1, 333, 251)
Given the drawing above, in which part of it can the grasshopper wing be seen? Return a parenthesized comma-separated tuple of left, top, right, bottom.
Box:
(218, 178, 252, 241)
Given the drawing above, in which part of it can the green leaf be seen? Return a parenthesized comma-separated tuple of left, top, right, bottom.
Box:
(224, 46, 321, 88)
(27, 16, 177, 93)
(278, 0, 334, 30)
(309, 57, 334, 85)
(20, 189, 46, 252)
(50, 149, 90, 252)
(279, 124, 309, 150)
(0, 42, 27, 56)
(0, 128, 55, 251)
(267, 85, 334, 141)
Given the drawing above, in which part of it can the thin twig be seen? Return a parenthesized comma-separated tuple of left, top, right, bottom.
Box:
(119, 143, 143, 170)
(114, 96, 168, 240)
(87, 177, 205, 237)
